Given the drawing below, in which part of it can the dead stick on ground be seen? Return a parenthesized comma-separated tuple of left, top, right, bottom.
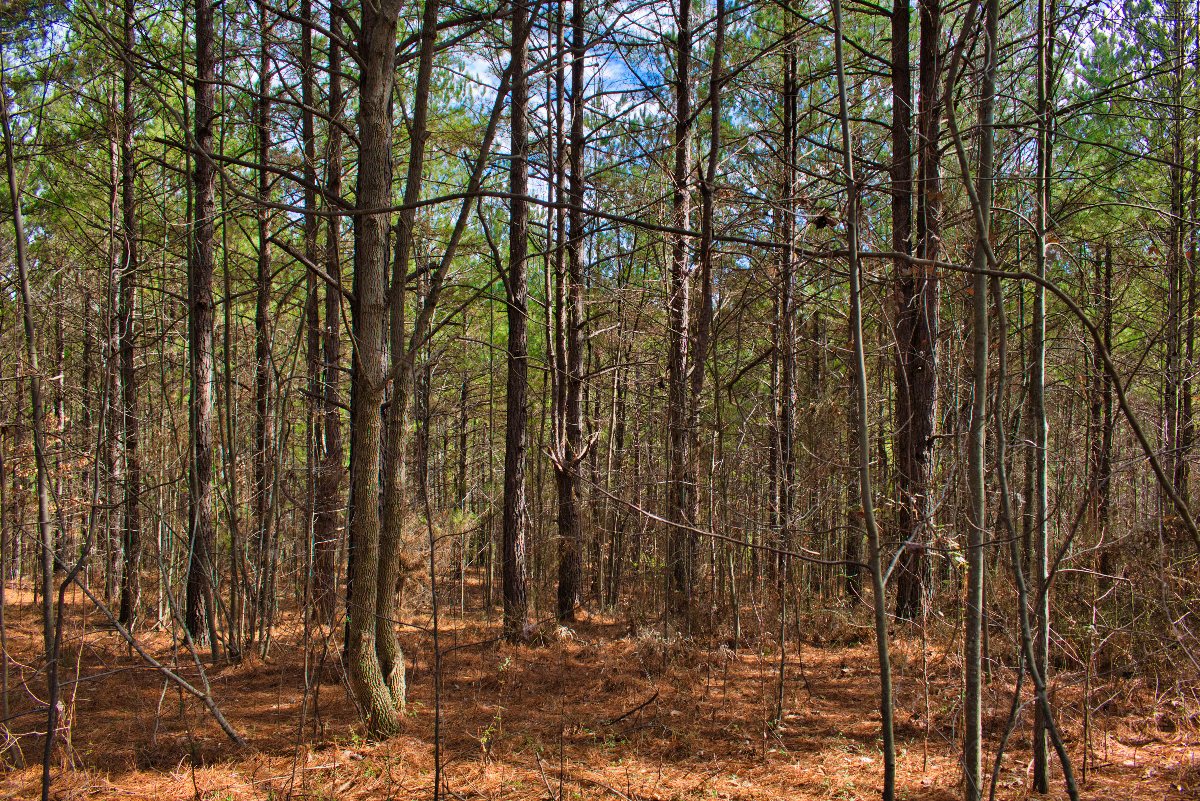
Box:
(602, 691, 659, 726)
(66, 580, 245, 746)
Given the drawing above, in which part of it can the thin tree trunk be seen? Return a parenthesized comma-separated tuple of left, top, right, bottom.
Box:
(831, 6, 896, 796)
(252, 0, 276, 650)
(2, 55, 58, 801)
(118, 0, 141, 628)
(665, 0, 695, 622)
(1032, 0, 1054, 784)
(185, 0, 220, 657)
(556, 0, 587, 623)
(301, 0, 322, 629)
(314, 0, 345, 626)
(106, 100, 122, 604)
(771, 6, 793, 707)
(964, 0, 997, 793)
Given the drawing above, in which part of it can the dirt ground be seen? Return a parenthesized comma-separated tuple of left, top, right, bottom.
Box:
(0, 583, 1196, 800)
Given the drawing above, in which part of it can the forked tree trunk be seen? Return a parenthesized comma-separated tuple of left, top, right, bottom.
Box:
(346, 0, 404, 736)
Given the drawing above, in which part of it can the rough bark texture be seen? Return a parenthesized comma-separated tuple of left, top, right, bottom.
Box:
(252, 2, 276, 648)
(117, 0, 141, 628)
(555, 0, 586, 623)
(894, 0, 941, 622)
(665, 0, 694, 621)
(185, 0, 219, 653)
(300, 0, 322, 626)
(502, 0, 531, 640)
(346, 0, 404, 737)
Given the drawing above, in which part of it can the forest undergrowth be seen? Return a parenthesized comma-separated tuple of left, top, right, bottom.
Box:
(1, 579, 1195, 801)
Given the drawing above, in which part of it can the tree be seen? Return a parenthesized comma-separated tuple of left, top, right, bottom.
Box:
(894, 0, 943, 622)
(117, 0, 141, 629)
(185, 0, 220, 655)
(345, 0, 405, 736)
(502, 0, 531, 640)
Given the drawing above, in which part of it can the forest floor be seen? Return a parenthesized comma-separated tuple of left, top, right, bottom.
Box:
(0, 582, 1196, 800)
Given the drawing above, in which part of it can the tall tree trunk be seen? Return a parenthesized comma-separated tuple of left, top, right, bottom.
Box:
(1032, 0, 1054, 785)
(252, 0, 276, 650)
(185, 0, 220, 656)
(118, 0, 141, 627)
(503, 0, 531, 640)
(314, 0, 345, 626)
(106, 104, 122, 602)
(894, 0, 941, 621)
(665, 0, 695, 621)
(556, 0, 586, 623)
(377, 0, 440, 703)
(831, 4, 896, 794)
(964, 0, 997, 793)
(346, 0, 403, 737)
(1166, 0, 1184, 503)
(2, 58, 59, 799)
(772, 2, 792, 605)
(301, 0, 322, 629)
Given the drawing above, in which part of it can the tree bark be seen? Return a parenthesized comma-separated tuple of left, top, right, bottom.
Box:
(117, 0, 142, 628)
(894, 0, 941, 622)
(185, 0, 220, 656)
(831, 4, 896, 794)
(346, 0, 404, 736)
(314, 0, 345, 626)
(1032, 0, 1054, 784)
(964, 0, 997, 792)
(555, 0, 586, 623)
(665, 0, 695, 622)
(503, 0, 531, 640)
(2, 55, 59, 799)
(251, 0, 276, 650)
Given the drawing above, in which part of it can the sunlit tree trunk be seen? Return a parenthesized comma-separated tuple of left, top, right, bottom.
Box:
(346, 0, 404, 736)
(503, 0, 531, 639)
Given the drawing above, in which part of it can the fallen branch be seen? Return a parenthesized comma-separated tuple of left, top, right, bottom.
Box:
(601, 691, 658, 726)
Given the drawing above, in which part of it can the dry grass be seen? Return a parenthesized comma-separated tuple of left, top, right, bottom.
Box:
(0, 581, 1195, 800)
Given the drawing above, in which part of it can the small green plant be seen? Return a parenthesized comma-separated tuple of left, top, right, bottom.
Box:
(478, 707, 504, 762)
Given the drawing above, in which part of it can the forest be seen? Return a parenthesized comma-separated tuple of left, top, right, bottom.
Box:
(0, 0, 1197, 797)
